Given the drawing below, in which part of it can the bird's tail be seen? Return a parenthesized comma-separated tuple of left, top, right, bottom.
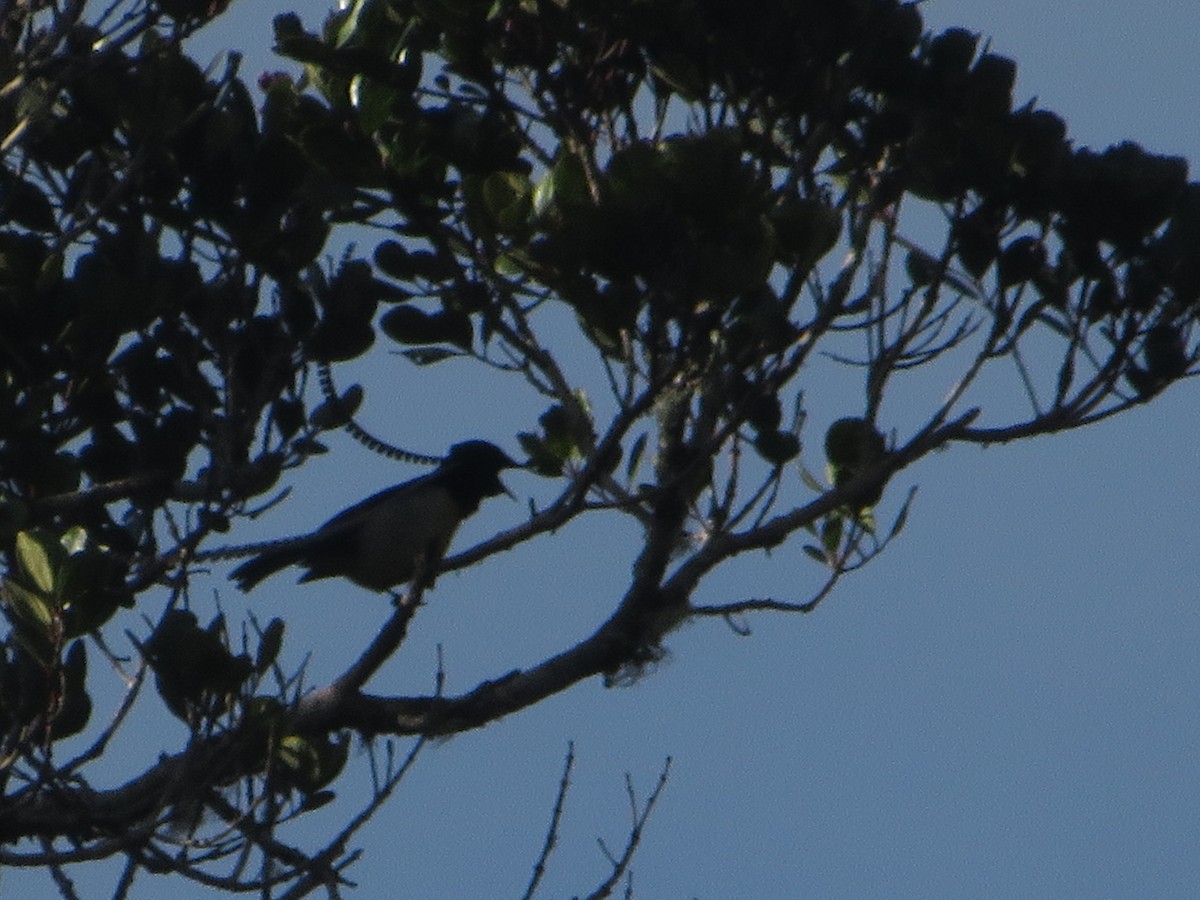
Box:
(229, 541, 309, 592)
(196, 539, 292, 561)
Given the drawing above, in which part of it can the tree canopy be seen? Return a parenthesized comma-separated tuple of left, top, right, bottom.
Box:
(0, 0, 1194, 895)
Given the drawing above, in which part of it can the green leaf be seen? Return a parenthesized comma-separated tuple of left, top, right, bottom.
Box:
(333, 0, 372, 48)
(276, 733, 348, 793)
(61, 526, 88, 556)
(534, 153, 591, 216)
(349, 74, 395, 135)
(538, 404, 580, 459)
(800, 466, 827, 494)
(16, 529, 61, 595)
(3, 580, 56, 631)
(278, 734, 321, 784)
(532, 170, 555, 217)
(494, 249, 539, 277)
(517, 431, 565, 476)
(481, 170, 532, 233)
(802, 544, 828, 564)
(821, 515, 844, 554)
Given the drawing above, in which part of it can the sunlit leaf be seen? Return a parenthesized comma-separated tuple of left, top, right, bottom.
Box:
(16, 530, 60, 595)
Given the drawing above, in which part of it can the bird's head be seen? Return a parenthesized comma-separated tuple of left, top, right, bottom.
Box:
(441, 440, 520, 506)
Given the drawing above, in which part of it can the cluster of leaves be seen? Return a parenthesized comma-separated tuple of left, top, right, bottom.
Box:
(0, 0, 1195, 894)
(0, 0, 374, 868)
(269, 0, 1198, 478)
(259, 0, 1197, 603)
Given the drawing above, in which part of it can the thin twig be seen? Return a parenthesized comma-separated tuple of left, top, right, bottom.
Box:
(584, 757, 672, 900)
(523, 742, 576, 900)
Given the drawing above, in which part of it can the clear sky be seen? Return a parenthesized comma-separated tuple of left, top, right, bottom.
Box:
(10, 2, 1200, 898)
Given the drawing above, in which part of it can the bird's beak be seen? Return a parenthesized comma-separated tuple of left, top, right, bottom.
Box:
(499, 454, 526, 500)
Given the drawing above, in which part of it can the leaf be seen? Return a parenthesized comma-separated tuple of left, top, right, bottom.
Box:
(309, 385, 364, 430)
(538, 404, 580, 459)
(291, 437, 330, 456)
(516, 431, 565, 476)
(802, 544, 829, 564)
(745, 394, 783, 433)
(380, 305, 473, 348)
(481, 170, 532, 233)
(3, 179, 57, 232)
(3, 580, 56, 631)
(333, 0, 371, 48)
(278, 734, 321, 784)
(534, 153, 591, 216)
(753, 430, 800, 465)
(256, 618, 285, 674)
(299, 790, 337, 812)
(60, 526, 88, 556)
(770, 197, 841, 273)
(626, 433, 648, 482)
(800, 466, 827, 494)
(374, 240, 416, 280)
(494, 249, 539, 277)
(887, 487, 918, 543)
(348, 74, 394, 135)
(16, 530, 60, 595)
(821, 515, 844, 554)
(532, 169, 556, 217)
(50, 640, 92, 740)
(401, 347, 459, 365)
(904, 248, 939, 287)
(275, 733, 348, 793)
(854, 507, 878, 535)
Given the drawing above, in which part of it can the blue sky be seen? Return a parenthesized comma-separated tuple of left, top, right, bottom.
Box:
(9, 3, 1200, 898)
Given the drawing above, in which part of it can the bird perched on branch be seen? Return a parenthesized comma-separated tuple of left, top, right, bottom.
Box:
(230, 440, 517, 593)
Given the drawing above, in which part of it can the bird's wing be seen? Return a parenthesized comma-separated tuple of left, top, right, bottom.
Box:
(292, 476, 464, 589)
(313, 476, 434, 534)
(230, 484, 423, 591)
(285, 484, 423, 585)
(233, 469, 474, 592)
(347, 481, 463, 589)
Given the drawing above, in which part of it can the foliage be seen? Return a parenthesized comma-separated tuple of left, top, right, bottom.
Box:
(0, 0, 1194, 894)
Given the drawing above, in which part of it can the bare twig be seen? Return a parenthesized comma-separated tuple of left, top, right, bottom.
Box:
(523, 742, 576, 900)
(584, 757, 672, 900)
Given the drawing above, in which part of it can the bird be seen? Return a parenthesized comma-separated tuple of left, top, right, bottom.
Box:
(229, 440, 517, 593)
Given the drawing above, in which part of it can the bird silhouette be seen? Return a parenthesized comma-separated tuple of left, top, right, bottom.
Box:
(230, 440, 516, 592)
